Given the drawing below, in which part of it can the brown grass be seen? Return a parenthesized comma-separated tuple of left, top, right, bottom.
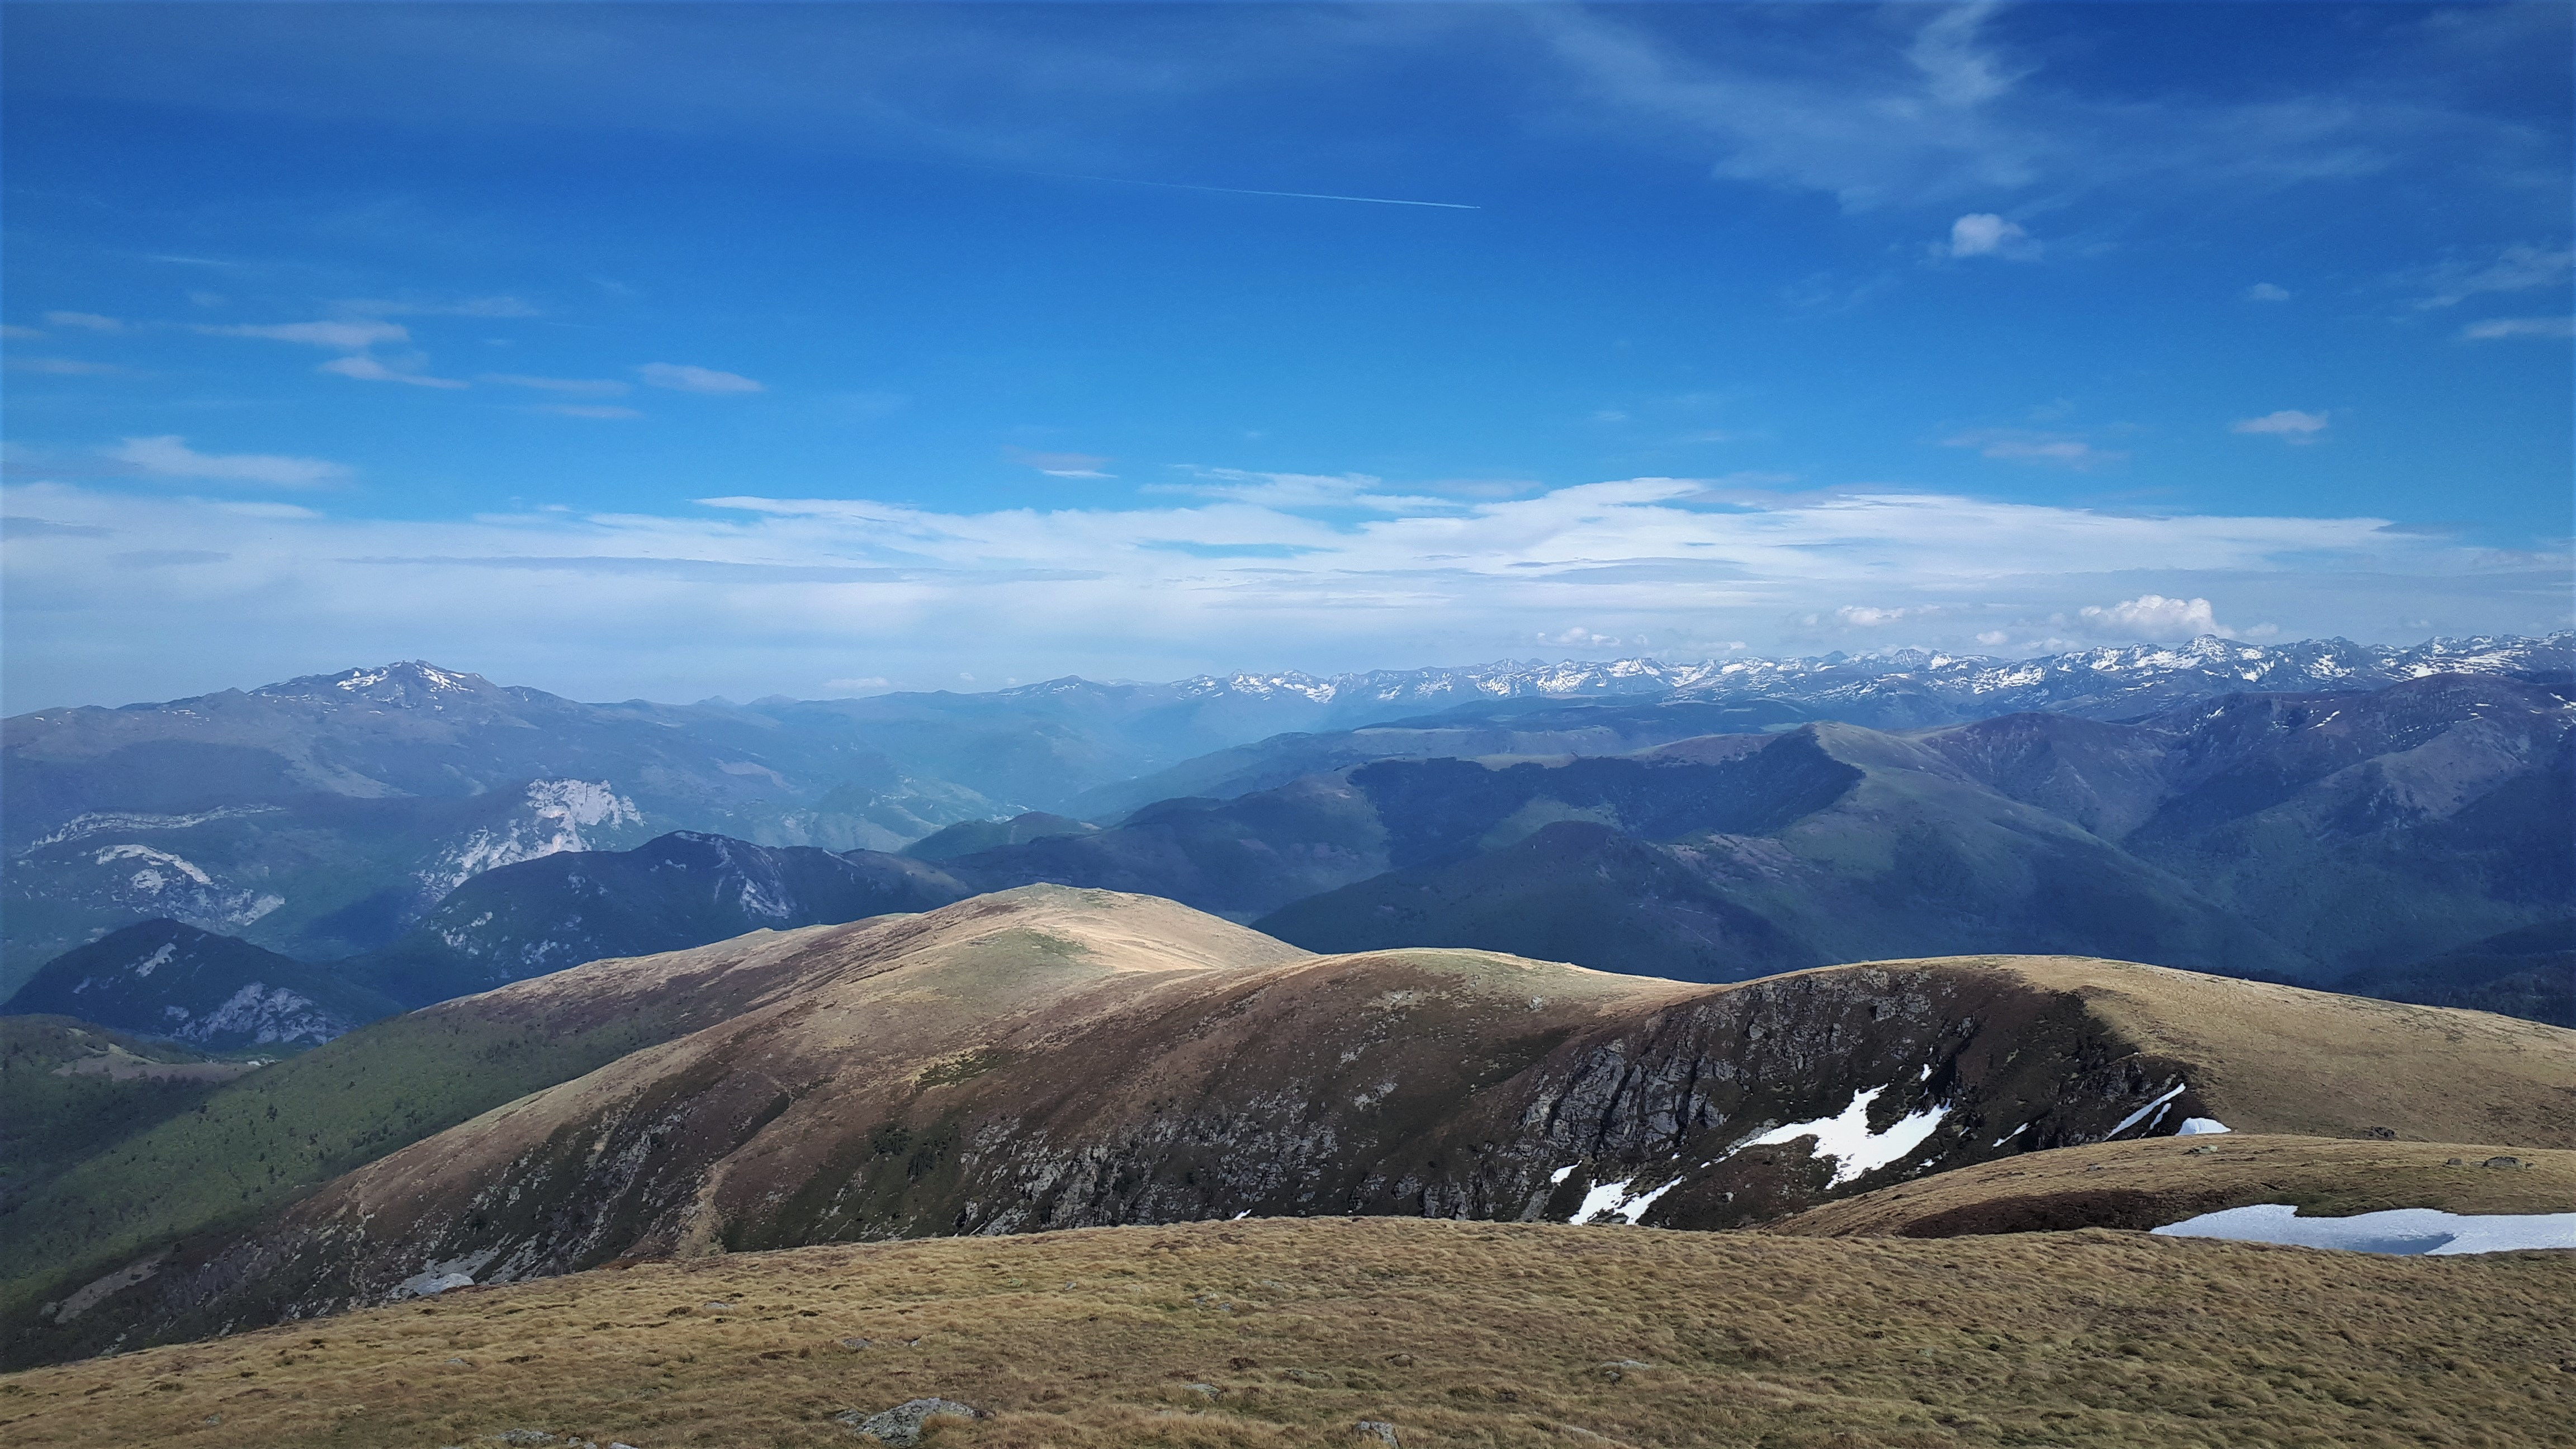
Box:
(1768, 1135, 2576, 1238)
(3, 1217, 2568, 1449)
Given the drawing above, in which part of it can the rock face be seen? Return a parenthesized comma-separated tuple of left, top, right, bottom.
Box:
(11, 886, 2568, 1368)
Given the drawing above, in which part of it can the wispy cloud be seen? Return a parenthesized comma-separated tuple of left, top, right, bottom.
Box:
(481, 373, 631, 396)
(201, 319, 408, 350)
(0, 324, 44, 340)
(44, 310, 126, 332)
(2460, 315, 2575, 342)
(1525, 4, 2456, 212)
(1942, 429, 2124, 470)
(2231, 409, 2331, 443)
(338, 294, 540, 318)
(321, 354, 468, 389)
(2407, 244, 2573, 309)
(2244, 282, 2293, 302)
(527, 403, 642, 420)
(105, 435, 352, 488)
(9, 357, 131, 376)
(637, 362, 764, 394)
(1003, 447, 1114, 480)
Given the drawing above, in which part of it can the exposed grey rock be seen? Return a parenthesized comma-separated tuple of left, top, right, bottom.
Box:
(1356, 1421, 1400, 1445)
(836, 1398, 979, 1445)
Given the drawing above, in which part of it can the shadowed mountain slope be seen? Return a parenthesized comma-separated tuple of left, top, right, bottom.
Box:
(340, 831, 971, 1007)
(10, 886, 2568, 1367)
(1, 920, 397, 1050)
(2335, 918, 2576, 1027)
(1247, 676, 2572, 987)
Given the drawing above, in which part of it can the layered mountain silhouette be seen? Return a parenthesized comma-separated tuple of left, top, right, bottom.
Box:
(8, 886, 2569, 1368)
(17, 666, 2565, 1040)
(8, 636, 2562, 983)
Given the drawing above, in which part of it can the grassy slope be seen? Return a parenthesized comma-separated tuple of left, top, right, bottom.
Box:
(0, 1017, 259, 1216)
(3, 1217, 2569, 1449)
(1973, 955, 2576, 1148)
(0, 925, 863, 1310)
(1767, 1135, 2576, 1237)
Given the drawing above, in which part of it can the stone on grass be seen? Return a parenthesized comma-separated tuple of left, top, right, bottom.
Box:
(837, 1398, 980, 1445)
(1356, 1420, 1400, 1445)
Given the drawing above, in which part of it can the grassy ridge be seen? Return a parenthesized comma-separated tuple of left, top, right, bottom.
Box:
(0, 991, 724, 1315)
(3, 1217, 2569, 1448)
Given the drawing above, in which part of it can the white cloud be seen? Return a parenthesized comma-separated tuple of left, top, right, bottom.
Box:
(2071, 594, 2234, 641)
(0, 324, 44, 340)
(1836, 604, 1940, 627)
(528, 404, 642, 420)
(2231, 409, 2330, 443)
(2244, 282, 2292, 302)
(106, 435, 352, 489)
(44, 311, 125, 332)
(1944, 213, 2035, 259)
(1942, 429, 2124, 470)
(201, 319, 408, 350)
(2460, 316, 2575, 342)
(4, 468, 2551, 705)
(481, 373, 631, 396)
(320, 354, 469, 389)
(637, 362, 764, 394)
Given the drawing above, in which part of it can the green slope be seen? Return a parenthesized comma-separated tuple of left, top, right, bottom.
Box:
(0, 928, 841, 1319)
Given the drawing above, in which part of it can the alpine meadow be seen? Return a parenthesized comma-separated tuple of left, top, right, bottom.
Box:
(1, 4, 2570, 1448)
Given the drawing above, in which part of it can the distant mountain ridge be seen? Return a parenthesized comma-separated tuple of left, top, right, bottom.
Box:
(5, 634, 2564, 986)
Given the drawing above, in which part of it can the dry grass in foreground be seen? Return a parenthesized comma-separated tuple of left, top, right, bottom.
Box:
(2, 1217, 2568, 1449)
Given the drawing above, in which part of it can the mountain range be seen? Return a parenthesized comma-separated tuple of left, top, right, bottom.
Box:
(8, 884, 2569, 1369)
(11, 655, 2568, 1035)
(7, 634, 2564, 987)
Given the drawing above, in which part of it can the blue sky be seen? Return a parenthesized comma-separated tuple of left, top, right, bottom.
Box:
(3, 2, 2569, 708)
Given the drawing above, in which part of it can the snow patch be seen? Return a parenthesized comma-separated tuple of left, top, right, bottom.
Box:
(93, 844, 213, 886)
(2175, 1117, 2231, 1136)
(130, 942, 177, 978)
(1547, 1163, 1578, 1187)
(2153, 1204, 2575, 1256)
(2105, 1082, 2188, 1139)
(1573, 1175, 1681, 1225)
(420, 779, 642, 894)
(1731, 1086, 1952, 1187)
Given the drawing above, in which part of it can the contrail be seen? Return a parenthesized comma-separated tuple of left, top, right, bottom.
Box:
(1054, 172, 1480, 210)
